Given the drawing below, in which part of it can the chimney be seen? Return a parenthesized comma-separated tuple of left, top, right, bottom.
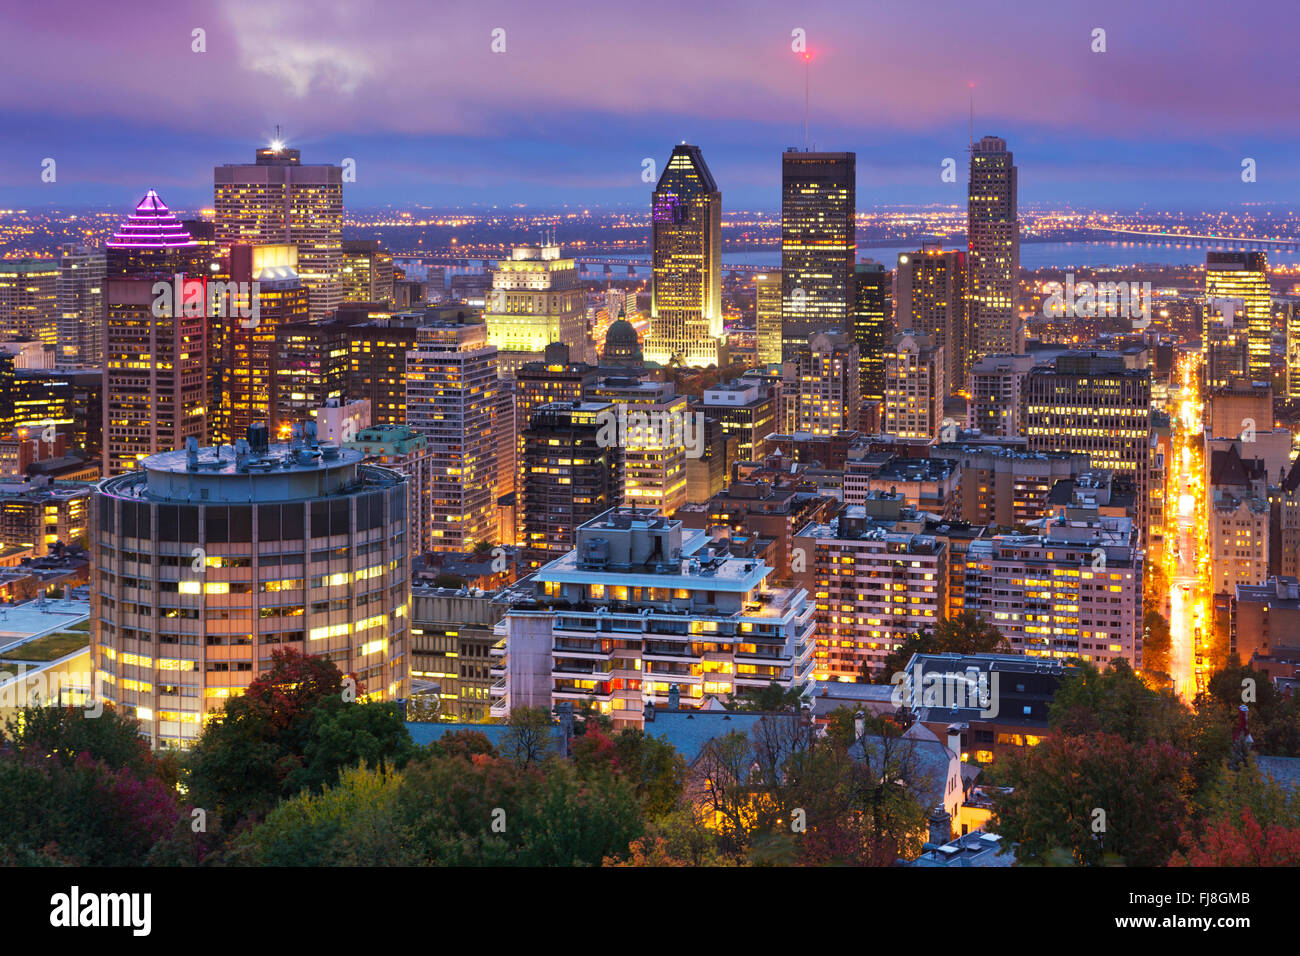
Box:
(668, 683, 680, 711)
(947, 722, 966, 760)
(556, 701, 574, 757)
(928, 807, 952, 848)
(643, 699, 655, 723)
(854, 709, 865, 741)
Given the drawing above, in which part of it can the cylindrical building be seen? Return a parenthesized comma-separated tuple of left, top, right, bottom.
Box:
(92, 435, 409, 748)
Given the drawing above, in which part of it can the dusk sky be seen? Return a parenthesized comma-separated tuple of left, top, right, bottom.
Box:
(1, 0, 1296, 212)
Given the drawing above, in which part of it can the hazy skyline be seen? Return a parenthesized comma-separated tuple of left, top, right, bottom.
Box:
(2, 0, 1296, 210)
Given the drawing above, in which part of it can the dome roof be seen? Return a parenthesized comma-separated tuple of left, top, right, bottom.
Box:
(605, 318, 640, 352)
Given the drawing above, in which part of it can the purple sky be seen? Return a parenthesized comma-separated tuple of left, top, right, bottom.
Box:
(1, 0, 1296, 211)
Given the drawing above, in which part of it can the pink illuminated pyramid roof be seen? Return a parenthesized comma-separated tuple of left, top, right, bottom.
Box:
(105, 189, 198, 249)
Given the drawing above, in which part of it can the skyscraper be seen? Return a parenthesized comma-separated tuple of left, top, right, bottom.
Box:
(0, 258, 58, 345)
(967, 136, 1021, 359)
(884, 330, 946, 440)
(101, 193, 208, 475)
(216, 244, 310, 445)
(646, 144, 725, 368)
(754, 271, 784, 367)
(781, 150, 856, 357)
(56, 244, 106, 368)
(852, 260, 892, 405)
(340, 239, 396, 305)
(214, 143, 344, 321)
(405, 319, 499, 551)
(787, 331, 861, 435)
(1205, 251, 1270, 381)
(521, 401, 623, 559)
(896, 244, 966, 391)
(483, 242, 590, 374)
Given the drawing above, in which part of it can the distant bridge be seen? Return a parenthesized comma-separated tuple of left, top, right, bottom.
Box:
(1092, 227, 1300, 248)
(391, 254, 773, 275)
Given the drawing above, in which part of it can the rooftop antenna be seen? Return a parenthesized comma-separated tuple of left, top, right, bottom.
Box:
(803, 52, 813, 150)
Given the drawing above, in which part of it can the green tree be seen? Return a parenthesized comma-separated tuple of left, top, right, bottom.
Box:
(877, 612, 1011, 683)
(992, 732, 1192, 866)
(500, 706, 556, 767)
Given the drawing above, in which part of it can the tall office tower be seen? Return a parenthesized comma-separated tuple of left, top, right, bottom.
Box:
(964, 508, 1143, 667)
(405, 320, 499, 552)
(273, 319, 352, 438)
(794, 507, 946, 681)
(514, 344, 598, 543)
(754, 271, 784, 366)
(787, 331, 861, 435)
(584, 376, 689, 516)
(56, 245, 106, 368)
(342, 424, 433, 560)
(521, 402, 624, 559)
(494, 507, 815, 727)
(340, 239, 396, 305)
(884, 330, 946, 440)
(494, 378, 517, 545)
(214, 245, 310, 446)
(646, 144, 726, 367)
(895, 244, 966, 390)
(92, 437, 410, 748)
(853, 260, 892, 403)
(214, 143, 344, 321)
(1025, 353, 1152, 538)
(1205, 251, 1270, 381)
(780, 150, 856, 357)
(0, 258, 58, 344)
(967, 353, 1035, 437)
(967, 136, 1021, 359)
(1284, 302, 1300, 401)
(347, 314, 423, 425)
(102, 276, 209, 476)
(483, 243, 590, 375)
(1204, 303, 1253, 391)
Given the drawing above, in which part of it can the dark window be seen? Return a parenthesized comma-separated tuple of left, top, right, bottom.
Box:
(230, 506, 252, 542)
(257, 504, 280, 541)
(310, 501, 327, 538)
(330, 498, 350, 536)
(205, 507, 229, 544)
(179, 507, 198, 541)
(158, 505, 179, 540)
(282, 504, 304, 540)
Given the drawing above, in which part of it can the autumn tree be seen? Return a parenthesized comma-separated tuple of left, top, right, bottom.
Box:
(992, 732, 1192, 866)
(877, 612, 1011, 683)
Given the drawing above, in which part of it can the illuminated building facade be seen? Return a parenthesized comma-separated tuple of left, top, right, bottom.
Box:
(343, 424, 433, 560)
(405, 320, 499, 551)
(699, 378, 776, 463)
(967, 137, 1021, 359)
(92, 437, 410, 748)
(1025, 353, 1151, 540)
(0, 481, 89, 556)
(102, 276, 208, 477)
(340, 239, 396, 305)
(273, 319, 351, 439)
(787, 331, 860, 436)
(1205, 251, 1270, 382)
(884, 330, 946, 440)
(495, 507, 815, 728)
(895, 244, 966, 390)
(794, 506, 946, 681)
(483, 243, 589, 374)
(967, 353, 1035, 438)
(0, 258, 58, 345)
(853, 261, 891, 405)
(584, 377, 689, 516)
(754, 272, 784, 367)
(214, 144, 344, 321)
(780, 150, 856, 356)
(56, 245, 106, 368)
(647, 145, 725, 367)
(216, 245, 310, 446)
(964, 511, 1143, 667)
(1208, 443, 1269, 596)
(521, 402, 623, 560)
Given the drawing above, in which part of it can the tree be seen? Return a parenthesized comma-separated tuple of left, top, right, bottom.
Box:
(1049, 659, 1190, 747)
(877, 612, 1011, 683)
(2, 704, 154, 777)
(187, 648, 409, 830)
(1170, 808, 1300, 866)
(500, 706, 555, 767)
(992, 732, 1192, 866)
(725, 682, 804, 712)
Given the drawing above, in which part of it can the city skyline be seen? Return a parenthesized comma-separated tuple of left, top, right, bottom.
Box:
(3, 0, 1300, 209)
